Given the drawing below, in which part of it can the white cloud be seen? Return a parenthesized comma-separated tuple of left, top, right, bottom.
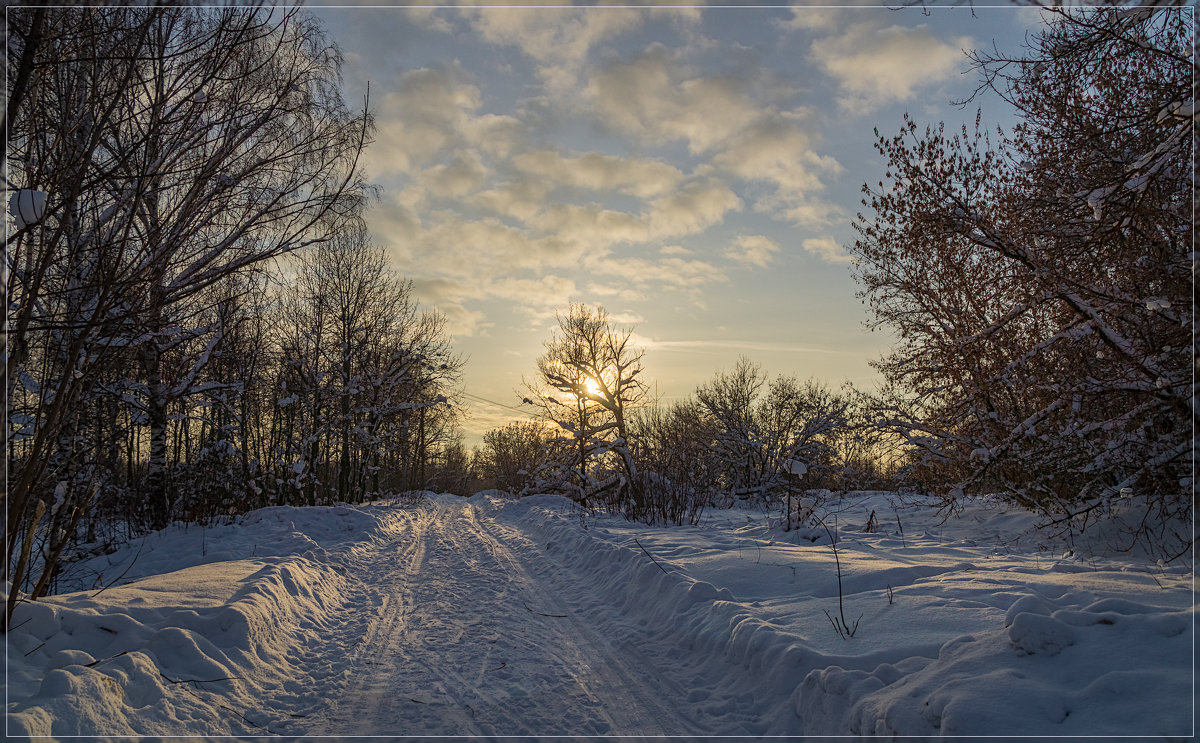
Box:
(585, 45, 760, 154)
(369, 64, 484, 174)
(801, 236, 853, 264)
(775, 6, 845, 33)
(531, 203, 648, 252)
(713, 115, 840, 195)
(809, 21, 973, 111)
(469, 180, 548, 224)
(586, 282, 643, 302)
(725, 235, 780, 269)
(422, 151, 489, 199)
(409, 277, 493, 337)
(646, 178, 743, 238)
(586, 254, 729, 290)
(461, 113, 525, 159)
(438, 304, 492, 338)
(510, 150, 683, 199)
(607, 311, 645, 326)
(460, 7, 646, 93)
(485, 274, 578, 319)
(633, 336, 834, 354)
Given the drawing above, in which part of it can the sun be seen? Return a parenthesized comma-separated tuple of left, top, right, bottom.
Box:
(583, 377, 601, 397)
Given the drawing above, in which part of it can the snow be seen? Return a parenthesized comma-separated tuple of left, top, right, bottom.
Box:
(8, 189, 47, 229)
(6, 491, 1194, 737)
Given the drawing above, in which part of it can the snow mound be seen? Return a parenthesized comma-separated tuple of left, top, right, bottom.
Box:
(57, 503, 385, 593)
(484, 491, 1195, 738)
(7, 502, 397, 736)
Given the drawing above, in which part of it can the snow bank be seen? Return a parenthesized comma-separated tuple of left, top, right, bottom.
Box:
(6, 503, 394, 737)
(56, 503, 385, 593)
(483, 492, 1195, 738)
(7, 492, 1192, 738)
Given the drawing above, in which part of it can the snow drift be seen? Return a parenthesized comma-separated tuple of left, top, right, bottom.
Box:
(5, 492, 1194, 738)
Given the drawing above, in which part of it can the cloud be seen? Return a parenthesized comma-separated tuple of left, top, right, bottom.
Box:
(422, 151, 489, 199)
(646, 178, 743, 238)
(510, 150, 683, 199)
(725, 235, 780, 268)
(484, 275, 578, 320)
(369, 64, 485, 175)
(776, 199, 843, 228)
(711, 113, 842, 226)
(469, 180, 548, 224)
(713, 115, 840, 195)
(633, 336, 834, 354)
(438, 304, 492, 337)
(531, 203, 647, 251)
(459, 7, 646, 93)
(586, 254, 729, 290)
(586, 282, 643, 302)
(809, 20, 973, 111)
(583, 49, 840, 228)
(500, 175, 741, 253)
(607, 311, 645, 325)
(775, 6, 845, 33)
(409, 277, 493, 337)
(801, 236, 854, 264)
(585, 45, 760, 153)
(461, 113, 525, 159)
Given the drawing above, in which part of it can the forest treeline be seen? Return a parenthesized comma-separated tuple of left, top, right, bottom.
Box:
(4, 6, 1191, 624)
(3, 7, 466, 619)
(468, 305, 896, 529)
(472, 7, 1193, 559)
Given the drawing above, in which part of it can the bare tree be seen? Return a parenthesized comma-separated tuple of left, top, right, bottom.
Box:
(476, 420, 553, 494)
(851, 7, 1191, 556)
(5, 6, 370, 623)
(528, 304, 648, 510)
(695, 358, 848, 523)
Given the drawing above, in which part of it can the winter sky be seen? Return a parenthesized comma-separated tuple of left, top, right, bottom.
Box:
(309, 3, 1044, 442)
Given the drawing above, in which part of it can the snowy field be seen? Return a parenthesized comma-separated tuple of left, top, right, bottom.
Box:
(5, 491, 1195, 739)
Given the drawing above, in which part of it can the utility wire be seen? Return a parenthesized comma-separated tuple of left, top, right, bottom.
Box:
(459, 391, 534, 416)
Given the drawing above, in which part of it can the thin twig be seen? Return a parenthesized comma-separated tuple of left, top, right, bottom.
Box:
(84, 650, 130, 667)
(91, 536, 148, 598)
(521, 600, 567, 618)
(159, 672, 244, 685)
(633, 537, 669, 574)
(7, 616, 33, 633)
(159, 672, 263, 729)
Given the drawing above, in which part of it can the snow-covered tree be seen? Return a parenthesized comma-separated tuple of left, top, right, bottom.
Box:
(5, 6, 370, 621)
(695, 358, 848, 520)
(527, 304, 648, 511)
(852, 7, 1191, 556)
(476, 420, 553, 495)
(273, 227, 462, 504)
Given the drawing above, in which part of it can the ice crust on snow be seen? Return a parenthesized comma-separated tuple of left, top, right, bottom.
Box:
(5, 491, 1194, 738)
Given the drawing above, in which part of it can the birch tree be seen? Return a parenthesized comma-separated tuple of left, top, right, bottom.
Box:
(5, 6, 370, 622)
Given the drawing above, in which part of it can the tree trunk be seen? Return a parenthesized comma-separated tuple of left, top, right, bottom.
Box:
(143, 341, 169, 528)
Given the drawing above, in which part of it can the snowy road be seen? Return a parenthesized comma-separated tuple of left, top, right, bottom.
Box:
(9, 492, 1193, 738)
(301, 497, 713, 737)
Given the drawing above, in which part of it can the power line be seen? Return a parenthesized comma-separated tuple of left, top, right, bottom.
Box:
(459, 391, 535, 417)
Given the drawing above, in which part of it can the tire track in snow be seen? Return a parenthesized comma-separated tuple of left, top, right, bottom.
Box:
(301, 502, 491, 736)
(460, 503, 707, 737)
(299, 497, 713, 737)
